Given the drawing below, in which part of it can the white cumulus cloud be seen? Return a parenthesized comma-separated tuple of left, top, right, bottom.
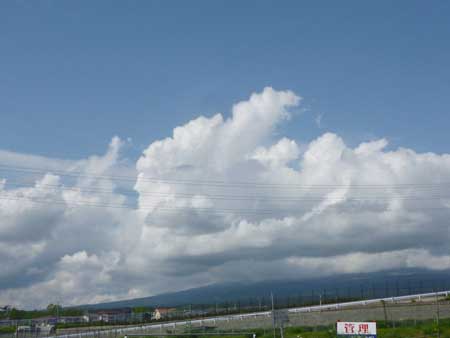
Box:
(0, 87, 449, 308)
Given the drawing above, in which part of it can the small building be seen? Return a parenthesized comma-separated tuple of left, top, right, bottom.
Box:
(58, 316, 88, 324)
(152, 307, 177, 320)
(32, 316, 58, 325)
(88, 313, 102, 322)
(15, 324, 55, 337)
(90, 308, 133, 323)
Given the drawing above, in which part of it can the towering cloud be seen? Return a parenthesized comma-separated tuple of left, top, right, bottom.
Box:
(0, 87, 449, 308)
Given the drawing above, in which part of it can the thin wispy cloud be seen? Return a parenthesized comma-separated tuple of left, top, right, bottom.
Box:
(315, 113, 324, 128)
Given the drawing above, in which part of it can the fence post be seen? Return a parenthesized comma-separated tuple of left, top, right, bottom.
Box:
(381, 300, 388, 325)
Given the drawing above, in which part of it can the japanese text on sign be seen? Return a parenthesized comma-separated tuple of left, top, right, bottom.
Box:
(337, 322, 376, 336)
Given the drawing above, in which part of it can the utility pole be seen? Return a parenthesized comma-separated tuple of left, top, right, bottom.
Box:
(436, 292, 441, 338)
(271, 292, 276, 338)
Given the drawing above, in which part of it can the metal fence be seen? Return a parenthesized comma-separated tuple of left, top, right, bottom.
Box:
(2, 291, 446, 338)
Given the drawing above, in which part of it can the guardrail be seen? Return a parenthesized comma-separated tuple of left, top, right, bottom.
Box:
(49, 290, 449, 338)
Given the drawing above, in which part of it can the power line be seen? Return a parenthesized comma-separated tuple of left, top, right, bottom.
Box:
(0, 194, 449, 215)
(2, 175, 450, 202)
(2, 180, 450, 202)
(1, 164, 450, 189)
(0, 194, 302, 215)
(2, 164, 450, 214)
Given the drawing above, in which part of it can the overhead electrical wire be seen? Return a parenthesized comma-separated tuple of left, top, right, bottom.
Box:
(0, 193, 449, 216)
(0, 164, 449, 215)
(1, 180, 450, 202)
(1, 164, 450, 189)
(0, 194, 306, 215)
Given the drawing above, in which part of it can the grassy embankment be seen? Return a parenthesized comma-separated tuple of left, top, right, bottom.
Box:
(153, 318, 450, 338)
(0, 326, 16, 334)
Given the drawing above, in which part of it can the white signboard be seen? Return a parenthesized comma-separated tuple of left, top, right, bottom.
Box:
(337, 322, 377, 336)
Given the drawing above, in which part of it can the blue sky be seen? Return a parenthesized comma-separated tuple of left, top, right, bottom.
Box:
(1, 0, 450, 158)
(3, 1, 450, 307)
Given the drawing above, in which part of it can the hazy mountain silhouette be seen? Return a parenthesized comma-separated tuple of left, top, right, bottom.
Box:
(80, 269, 450, 310)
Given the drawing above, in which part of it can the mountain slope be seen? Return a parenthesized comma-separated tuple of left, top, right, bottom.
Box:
(80, 269, 450, 310)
